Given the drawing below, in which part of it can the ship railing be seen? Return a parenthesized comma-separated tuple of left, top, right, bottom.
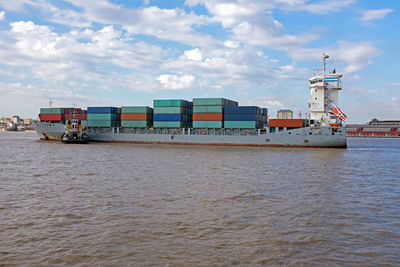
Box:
(115, 127, 266, 136)
(89, 127, 268, 136)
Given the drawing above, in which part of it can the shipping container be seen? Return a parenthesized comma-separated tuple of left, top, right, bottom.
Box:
(154, 106, 187, 114)
(224, 113, 260, 121)
(87, 120, 120, 127)
(224, 106, 261, 114)
(87, 113, 119, 121)
(261, 108, 268, 116)
(193, 113, 223, 121)
(121, 106, 153, 114)
(224, 121, 260, 129)
(121, 120, 152, 128)
(193, 98, 238, 106)
(153, 121, 187, 128)
(121, 113, 151, 121)
(40, 114, 65, 121)
(193, 105, 224, 113)
(153, 99, 188, 107)
(268, 119, 303, 128)
(193, 121, 223, 128)
(40, 108, 65, 115)
(87, 107, 120, 114)
(65, 113, 87, 120)
(154, 114, 189, 122)
(64, 108, 82, 114)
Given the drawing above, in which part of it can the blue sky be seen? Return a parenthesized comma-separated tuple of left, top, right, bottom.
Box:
(0, 0, 398, 123)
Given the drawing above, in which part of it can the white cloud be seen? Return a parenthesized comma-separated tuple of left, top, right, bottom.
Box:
(186, 0, 355, 15)
(0, 0, 34, 11)
(359, 9, 394, 22)
(232, 21, 320, 50)
(224, 40, 240, 48)
(183, 48, 203, 61)
(0, 11, 5, 21)
(336, 41, 381, 73)
(157, 74, 195, 90)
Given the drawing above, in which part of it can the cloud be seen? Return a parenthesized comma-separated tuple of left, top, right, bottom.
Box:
(183, 48, 203, 61)
(359, 9, 393, 22)
(186, 0, 355, 15)
(0, 11, 4, 21)
(157, 74, 195, 90)
(0, 0, 34, 11)
(336, 41, 381, 73)
(286, 41, 381, 73)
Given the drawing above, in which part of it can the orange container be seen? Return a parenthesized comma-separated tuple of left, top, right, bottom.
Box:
(193, 113, 223, 121)
(121, 113, 150, 121)
(268, 119, 303, 128)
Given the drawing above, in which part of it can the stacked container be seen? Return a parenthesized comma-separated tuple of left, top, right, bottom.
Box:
(39, 108, 66, 123)
(224, 106, 264, 129)
(65, 108, 88, 127)
(192, 98, 238, 128)
(87, 107, 120, 127)
(261, 108, 268, 128)
(153, 99, 192, 128)
(121, 106, 153, 128)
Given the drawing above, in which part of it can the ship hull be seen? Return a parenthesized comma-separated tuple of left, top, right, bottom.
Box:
(32, 120, 347, 148)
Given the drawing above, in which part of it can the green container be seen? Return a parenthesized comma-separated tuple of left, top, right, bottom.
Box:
(154, 99, 188, 107)
(87, 120, 120, 127)
(87, 113, 119, 121)
(40, 108, 64, 114)
(154, 106, 186, 114)
(193, 105, 224, 113)
(153, 121, 187, 128)
(193, 121, 223, 128)
(193, 98, 238, 106)
(224, 121, 260, 129)
(121, 120, 151, 128)
(121, 106, 153, 114)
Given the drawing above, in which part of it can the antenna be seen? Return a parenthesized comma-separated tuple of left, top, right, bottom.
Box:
(49, 98, 53, 107)
(322, 53, 329, 75)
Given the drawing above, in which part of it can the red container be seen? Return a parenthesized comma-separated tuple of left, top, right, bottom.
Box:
(193, 113, 223, 121)
(40, 114, 65, 121)
(268, 119, 303, 128)
(121, 113, 150, 121)
(65, 113, 87, 120)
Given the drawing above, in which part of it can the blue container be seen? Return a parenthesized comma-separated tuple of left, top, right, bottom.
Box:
(154, 114, 184, 121)
(88, 107, 120, 114)
(224, 113, 259, 121)
(224, 106, 261, 114)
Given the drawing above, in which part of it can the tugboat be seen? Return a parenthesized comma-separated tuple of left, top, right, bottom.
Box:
(61, 119, 88, 144)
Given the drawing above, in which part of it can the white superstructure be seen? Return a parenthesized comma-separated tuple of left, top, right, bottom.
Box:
(308, 54, 346, 126)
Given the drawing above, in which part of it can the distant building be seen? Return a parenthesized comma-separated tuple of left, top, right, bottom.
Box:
(277, 109, 293, 119)
(24, 118, 32, 125)
(346, 119, 400, 137)
(12, 115, 23, 124)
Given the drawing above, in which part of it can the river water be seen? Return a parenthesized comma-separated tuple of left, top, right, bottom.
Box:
(1, 132, 400, 266)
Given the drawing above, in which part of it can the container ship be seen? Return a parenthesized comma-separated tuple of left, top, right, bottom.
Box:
(33, 55, 347, 148)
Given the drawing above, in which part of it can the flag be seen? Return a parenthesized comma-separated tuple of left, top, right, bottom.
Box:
(323, 54, 329, 59)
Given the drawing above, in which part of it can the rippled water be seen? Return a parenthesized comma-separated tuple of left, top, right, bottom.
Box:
(1, 132, 400, 266)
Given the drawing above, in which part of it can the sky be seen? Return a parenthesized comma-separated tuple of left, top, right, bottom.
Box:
(0, 0, 398, 123)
